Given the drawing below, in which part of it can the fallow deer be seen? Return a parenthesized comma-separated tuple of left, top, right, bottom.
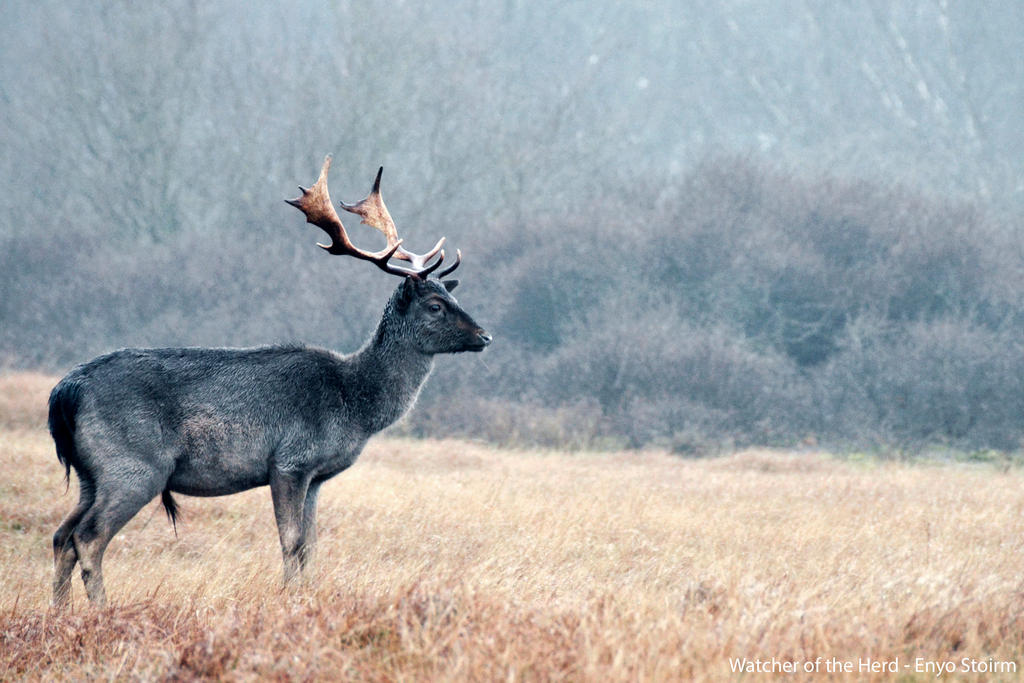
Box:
(48, 155, 490, 606)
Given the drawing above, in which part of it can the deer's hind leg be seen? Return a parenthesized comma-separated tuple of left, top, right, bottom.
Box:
(52, 484, 95, 608)
(71, 467, 170, 607)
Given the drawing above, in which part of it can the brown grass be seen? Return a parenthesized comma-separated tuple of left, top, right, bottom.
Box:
(0, 372, 53, 430)
(1, 375, 1023, 680)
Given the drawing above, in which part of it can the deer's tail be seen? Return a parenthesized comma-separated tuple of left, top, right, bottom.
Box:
(48, 378, 83, 489)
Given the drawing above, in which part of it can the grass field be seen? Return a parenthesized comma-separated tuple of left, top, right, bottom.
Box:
(1, 373, 1022, 681)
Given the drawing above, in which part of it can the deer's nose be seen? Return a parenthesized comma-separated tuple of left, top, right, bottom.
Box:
(477, 330, 492, 346)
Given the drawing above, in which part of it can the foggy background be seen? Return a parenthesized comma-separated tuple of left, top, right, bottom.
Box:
(2, 1, 1023, 452)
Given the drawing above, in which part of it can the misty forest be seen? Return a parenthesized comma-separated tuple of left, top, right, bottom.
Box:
(2, 0, 1023, 454)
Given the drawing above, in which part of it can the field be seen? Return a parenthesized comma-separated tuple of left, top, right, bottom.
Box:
(1, 374, 1022, 681)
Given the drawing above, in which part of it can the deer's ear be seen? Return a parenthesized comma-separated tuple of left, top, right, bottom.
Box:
(397, 276, 416, 312)
(442, 279, 459, 292)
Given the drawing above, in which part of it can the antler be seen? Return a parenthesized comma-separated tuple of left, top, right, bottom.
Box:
(339, 167, 447, 271)
(286, 155, 455, 279)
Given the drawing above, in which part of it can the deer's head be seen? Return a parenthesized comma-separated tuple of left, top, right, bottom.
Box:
(392, 276, 490, 354)
(286, 155, 491, 355)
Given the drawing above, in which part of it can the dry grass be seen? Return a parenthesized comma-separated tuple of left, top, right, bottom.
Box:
(1, 375, 1023, 680)
(0, 372, 52, 430)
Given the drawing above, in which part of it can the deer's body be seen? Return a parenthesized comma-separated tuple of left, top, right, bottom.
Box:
(50, 158, 490, 607)
(52, 342, 425, 498)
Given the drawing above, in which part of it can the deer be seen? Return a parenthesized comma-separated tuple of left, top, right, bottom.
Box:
(48, 155, 491, 607)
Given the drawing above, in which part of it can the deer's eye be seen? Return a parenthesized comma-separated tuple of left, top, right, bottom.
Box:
(429, 303, 443, 313)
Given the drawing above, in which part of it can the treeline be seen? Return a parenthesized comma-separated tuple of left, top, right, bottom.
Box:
(4, 156, 1022, 452)
(408, 157, 1024, 452)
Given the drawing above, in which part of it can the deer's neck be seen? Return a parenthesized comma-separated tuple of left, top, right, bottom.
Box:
(349, 311, 434, 435)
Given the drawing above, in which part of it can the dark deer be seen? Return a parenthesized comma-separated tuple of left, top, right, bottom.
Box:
(48, 155, 491, 607)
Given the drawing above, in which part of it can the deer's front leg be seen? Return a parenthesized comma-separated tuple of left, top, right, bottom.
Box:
(299, 480, 323, 571)
(269, 468, 310, 583)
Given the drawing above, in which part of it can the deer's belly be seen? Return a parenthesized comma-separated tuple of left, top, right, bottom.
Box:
(164, 413, 273, 495)
(167, 449, 270, 496)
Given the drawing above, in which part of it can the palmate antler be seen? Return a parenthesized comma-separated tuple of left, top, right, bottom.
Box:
(285, 155, 460, 279)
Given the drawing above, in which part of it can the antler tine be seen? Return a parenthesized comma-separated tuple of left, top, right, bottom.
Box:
(338, 167, 447, 269)
(284, 155, 346, 254)
(404, 236, 446, 270)
(436, 249, 462, 279)
(285, 156, 423, 277)
(418, 249, 447, 278)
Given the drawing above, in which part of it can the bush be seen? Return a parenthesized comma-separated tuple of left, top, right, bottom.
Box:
(817, 316, 1024, 451)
